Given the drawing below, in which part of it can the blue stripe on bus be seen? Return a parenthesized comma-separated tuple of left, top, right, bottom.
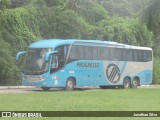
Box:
(116, 61, 120, 66)
(120, 61, 127, 74)
(120, 44, 127, 75)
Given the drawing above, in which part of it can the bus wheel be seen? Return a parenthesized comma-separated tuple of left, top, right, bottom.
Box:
(41, 87, 50, 91)
(132, 78, 138, 88)
(66, 78, 75, 91)
(123, 77, 131, 88)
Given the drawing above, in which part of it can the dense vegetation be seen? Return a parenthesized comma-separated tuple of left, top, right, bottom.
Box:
(0, 0, 159, 85)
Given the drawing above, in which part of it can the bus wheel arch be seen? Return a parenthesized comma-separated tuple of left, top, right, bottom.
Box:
(123, 77, 131, 88)
(65, 77, 76, 91)
(132, 77, 140, 88)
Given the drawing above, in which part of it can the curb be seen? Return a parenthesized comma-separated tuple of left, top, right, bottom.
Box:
(0, 85, 159, 90)
(139, 84, 160, 88)
(0, 86, 35, 89)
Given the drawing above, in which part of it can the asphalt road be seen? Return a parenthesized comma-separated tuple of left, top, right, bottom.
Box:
(0, 85, 159, 94)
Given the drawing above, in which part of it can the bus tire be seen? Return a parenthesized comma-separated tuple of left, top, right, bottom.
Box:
(123, 77, 131, 89)
(132, 78, 139, 88)
(65, 78, 75, 91)
(41, 87, 50, 91)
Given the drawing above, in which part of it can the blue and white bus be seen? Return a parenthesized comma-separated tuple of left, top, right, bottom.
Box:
(16, 39, 153, 90)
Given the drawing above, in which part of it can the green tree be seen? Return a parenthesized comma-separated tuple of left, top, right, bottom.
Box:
(44, 0, 67, 7)
(0, 39, 19, 85)
(0, 0, 10, 11)
(0, 0, 158, 85)
(98, 17, 153, 47)
(0, 7, 41, 52)
(98, 0, 154, 17)
(153, 58, 160, 84)
(65, 0, 108, 23)
(10, 0, 31, 8)
(141, 0, 160, 57)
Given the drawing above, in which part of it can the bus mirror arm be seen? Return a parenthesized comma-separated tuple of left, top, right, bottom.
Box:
(45, 51, 58, 62)
(16, 51, 26, 60)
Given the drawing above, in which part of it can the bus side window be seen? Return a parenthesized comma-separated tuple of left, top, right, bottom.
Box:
(137, 50, 142, 62)
(64, 46, 69, 59)
(54, 45, 69, 68)
(69, 46, 76, 59)
(126, 49, 132, 61)
(111, 48, 117, 60)
(98, 47, 104, 60)
(76, 46, 83, 59)
(88, 46, 95, 60)
(147, 51, 152, 61)
(83, 46, 89, 59)
(122, 49, 126, 61)
(133, 50, 138, 61)
(51, 55, 58, 69)
(143, 50, 147, 62)
(117, 48, 122, 61)
(105, 47, 111, 60)
(92, 47, 98, 60)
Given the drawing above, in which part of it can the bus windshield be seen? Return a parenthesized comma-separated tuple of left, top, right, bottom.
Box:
(22, 48, 52, 75)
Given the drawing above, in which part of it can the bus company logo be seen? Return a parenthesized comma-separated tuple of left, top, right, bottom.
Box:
(106, 64, 120, 84)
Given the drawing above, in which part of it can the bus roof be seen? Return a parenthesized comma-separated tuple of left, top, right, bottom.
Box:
(29, 39, 152, 51)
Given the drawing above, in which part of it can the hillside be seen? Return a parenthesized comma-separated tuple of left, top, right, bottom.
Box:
(0, 0, 159, 85)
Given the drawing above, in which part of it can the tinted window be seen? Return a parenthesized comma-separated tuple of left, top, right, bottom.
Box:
(126, 49, 132, 61)
(138, 50, 143, 61)
(132, 50, 152, 62)
(92, 47, 98, 59)
(75, 46, 84, 59)
(104, 47, 111, 60)
(83, 46, 90, 59)
(55, 45, 69, 60)
(98, 47, 105, 60)
(98, 47, 111, 60)
(116, 48, 122, 61)
(143, 51, 147, 62)
(86, 46, 98, 60)
(69, 45, 152, 62)
(147, 51, 152, 61)
(69, 45, 97, 60)
(69, 46, 76, 59)
(142, 50, 152, 62)
(133, 50, 138, 61)
(51, 45, 69, 70)
(111, 48, 117, 60)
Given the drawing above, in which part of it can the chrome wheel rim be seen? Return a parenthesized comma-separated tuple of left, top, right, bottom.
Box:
(124, 79, 129, 88)
(67, 81, 73, 88)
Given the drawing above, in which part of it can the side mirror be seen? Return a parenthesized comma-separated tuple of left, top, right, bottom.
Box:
(16, 51, 26, 60)
(45, 51, 58, 62)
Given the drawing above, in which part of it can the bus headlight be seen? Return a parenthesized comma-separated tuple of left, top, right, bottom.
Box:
(39, 76, 47, 81)
(22, 75, 47, 82)
(22, 75, 27, 80)
(22, 77, 25, 80)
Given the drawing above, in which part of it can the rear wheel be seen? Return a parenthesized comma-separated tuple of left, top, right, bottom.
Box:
(132, 78, 139, 88)
(123, 77, 131, 88)
(66, 78, 75, 91)
(41, 87, 50, 91)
